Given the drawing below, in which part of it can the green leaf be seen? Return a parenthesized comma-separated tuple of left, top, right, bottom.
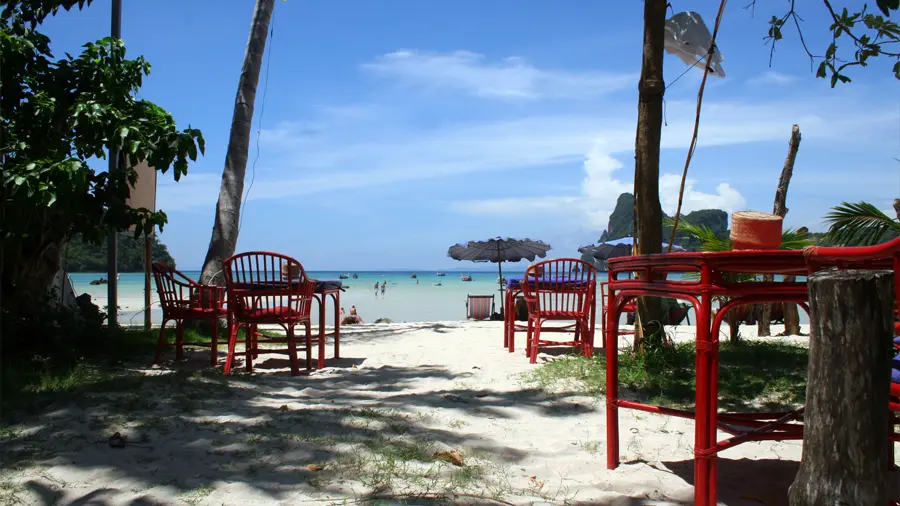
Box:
(876, 0, 899, 17)
(894, 61, 900, 79)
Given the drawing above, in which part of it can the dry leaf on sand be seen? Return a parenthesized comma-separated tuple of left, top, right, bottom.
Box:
(433, 450, 464, 466)
(306, 464, 325, 471)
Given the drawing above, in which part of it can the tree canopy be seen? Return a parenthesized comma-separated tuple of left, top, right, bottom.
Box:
(63, 234, 176, 272)
(1, 0, 204, 300)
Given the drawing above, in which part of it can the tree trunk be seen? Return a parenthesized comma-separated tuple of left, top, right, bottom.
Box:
(779, 275, 803, 336)
(199, 0, 274, 286)
(893, 198, 900, 221)
(633, 0, 667, 341)
(727, 304, 740, 344)
(788, 269, 893, 506)
(759, 125, 802, 337)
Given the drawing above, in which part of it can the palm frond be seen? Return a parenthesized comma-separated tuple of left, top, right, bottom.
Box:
(780, 228, 812, 250)
(665, 218, 731, 252)
(823, 201, 900, 246)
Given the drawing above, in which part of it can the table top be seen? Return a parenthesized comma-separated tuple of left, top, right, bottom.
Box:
(230, 279, 345, 293)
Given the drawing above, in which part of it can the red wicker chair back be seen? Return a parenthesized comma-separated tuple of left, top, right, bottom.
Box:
(223, 252, 314, 321)
(152, 262, 225, 317)
(150, 262, 225, 366)
(523, 258, 597, 317)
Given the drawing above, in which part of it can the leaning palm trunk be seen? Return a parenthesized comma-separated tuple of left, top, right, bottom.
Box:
(200, 0, 275, 286)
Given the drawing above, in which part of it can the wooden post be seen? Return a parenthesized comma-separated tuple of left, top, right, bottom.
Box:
(760, 124, 802, 337)
(144, 234, 152, 330)
(789, 269, 893, 506)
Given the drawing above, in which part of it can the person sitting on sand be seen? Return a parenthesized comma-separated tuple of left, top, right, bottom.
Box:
(342, 305, 364, 325)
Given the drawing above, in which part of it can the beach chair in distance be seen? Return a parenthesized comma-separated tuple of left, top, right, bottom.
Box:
(223, 252, 315, 376)
(466, 295, 494, 320)
(151, 262, 227, 366)
(523, 258, 597, 364)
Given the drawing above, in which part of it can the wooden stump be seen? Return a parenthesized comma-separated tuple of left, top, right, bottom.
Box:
(789, 269, 894, 506)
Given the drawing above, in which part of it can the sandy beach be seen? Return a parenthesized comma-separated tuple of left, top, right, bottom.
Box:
(1, 320, 897, 505)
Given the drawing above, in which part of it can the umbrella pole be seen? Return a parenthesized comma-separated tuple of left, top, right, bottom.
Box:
(496, 241, 504, 316)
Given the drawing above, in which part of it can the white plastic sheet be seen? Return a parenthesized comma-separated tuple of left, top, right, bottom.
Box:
(664, 11, 726, 78)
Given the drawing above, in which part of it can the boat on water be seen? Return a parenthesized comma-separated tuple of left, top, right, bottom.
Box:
(89, 273, 119, 285)
(352, 273, 359, 279)
(433, 281, 442, 286)
(410, 273, 417, 279)
(436, 272, 446, 277)
(460, 274, 472, 282)
(497, 276, 507, 284)
(339, 273, 350, 279)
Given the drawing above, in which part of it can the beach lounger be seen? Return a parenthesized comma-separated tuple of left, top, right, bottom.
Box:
(466, 295, 494, 320)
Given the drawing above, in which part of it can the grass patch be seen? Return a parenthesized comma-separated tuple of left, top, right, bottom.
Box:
(0, 326, 223, 422)
(523, 340, 808, 410)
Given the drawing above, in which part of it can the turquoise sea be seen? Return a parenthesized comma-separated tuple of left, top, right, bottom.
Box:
(69, 270, 808, 327)
(70, 270, 611, 326)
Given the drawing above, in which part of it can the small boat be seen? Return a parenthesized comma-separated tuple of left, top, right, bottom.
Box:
(436, 272, 446, 277)
(433, 282, 442, 286)
(497, 276, 507, 284)
(410, 273, 417, 279)
(460, 274, 472, 282)
(352, 273, 359, 279)
(339, 273, 350, 279)
(89, 277, 108, 286)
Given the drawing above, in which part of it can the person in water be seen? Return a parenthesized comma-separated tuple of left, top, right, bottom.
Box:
(374, 282, 379, 296)
(342, 305, 363, 325)
(380, 281, 386, 296)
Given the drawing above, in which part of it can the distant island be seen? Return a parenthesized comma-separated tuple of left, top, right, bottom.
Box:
(593, 192, 885, 254)
(64, 234, 176, 272)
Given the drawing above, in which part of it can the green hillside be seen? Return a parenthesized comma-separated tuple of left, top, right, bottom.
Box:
(63, 234, 176, 272)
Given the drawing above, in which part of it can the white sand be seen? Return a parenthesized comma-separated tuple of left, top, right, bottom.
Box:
(1, 321, 897, 505)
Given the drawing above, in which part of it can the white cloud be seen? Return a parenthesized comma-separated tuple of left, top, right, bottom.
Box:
(746, 70, 798, 86)
(451, 140, 747, 232)
(158, 72, 897, 215)
(362, 50, 637, 100)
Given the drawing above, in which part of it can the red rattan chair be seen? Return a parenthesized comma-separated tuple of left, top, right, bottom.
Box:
(466, 295, 494, 320)
(151, 262, 226, 366)
(523, 258, 597, 364)
(223, 252, 315, 376)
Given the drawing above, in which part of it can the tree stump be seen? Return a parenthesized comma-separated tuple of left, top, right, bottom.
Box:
(789, 269, 894, 506)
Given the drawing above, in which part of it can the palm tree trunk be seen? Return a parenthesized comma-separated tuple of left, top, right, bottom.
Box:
(634, 0, 667, 341)
(759, 125, 802, 336)
(200, 0, 275, 286)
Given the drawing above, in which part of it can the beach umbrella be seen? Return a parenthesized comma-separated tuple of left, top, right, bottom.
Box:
(447, 237, 552, 314)
(578, 237, 683, 263)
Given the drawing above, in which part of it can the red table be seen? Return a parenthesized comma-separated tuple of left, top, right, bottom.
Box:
(605, 241, 900, 506)
(312, 280, 342, 369)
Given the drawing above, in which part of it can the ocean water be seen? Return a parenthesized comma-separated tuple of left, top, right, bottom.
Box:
(68, 270, 583, 326)
(69, 270, 808, 327)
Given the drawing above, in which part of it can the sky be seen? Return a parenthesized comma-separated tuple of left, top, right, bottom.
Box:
(42, 1, 900, 270)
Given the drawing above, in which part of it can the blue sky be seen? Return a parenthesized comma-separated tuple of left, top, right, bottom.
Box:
(43, 1, 899, 270)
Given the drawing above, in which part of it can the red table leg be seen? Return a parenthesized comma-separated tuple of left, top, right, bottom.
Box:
(317, 293, 326, 369)
(694, 291, 714, 506)
(332, 291, 340, 359)
(606, 293, 621, 470)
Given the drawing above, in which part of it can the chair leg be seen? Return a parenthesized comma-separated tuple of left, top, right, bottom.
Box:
(245, 324, 254, 373)
(286, 325, 300, 377)
(581, 320, 593, 357)
(175, 321, 185, 361)
(210, 320, 219, 367)
(525, 318, 533, 357)
(305, 321, 313, 371)
(153, 319, 169, 365)
(530, 320, 542, 364)
(224, 323, 240, 375)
